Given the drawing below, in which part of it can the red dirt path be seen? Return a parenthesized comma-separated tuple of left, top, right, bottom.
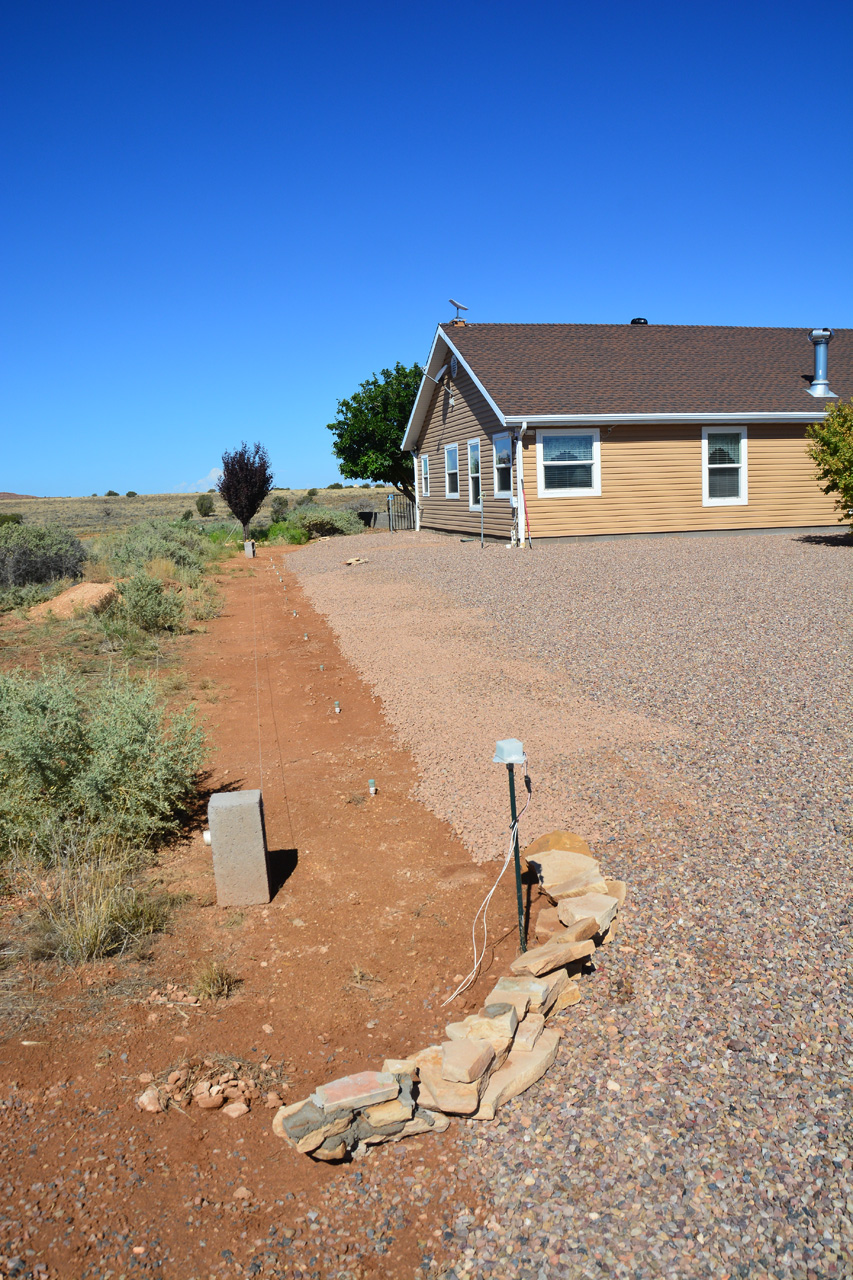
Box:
(0, 546, 531, 1278)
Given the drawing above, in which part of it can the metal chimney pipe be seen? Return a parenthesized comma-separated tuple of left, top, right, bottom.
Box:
(806, 328, 837, 398)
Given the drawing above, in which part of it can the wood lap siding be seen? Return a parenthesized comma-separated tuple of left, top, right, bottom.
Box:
(415, 367, 513, 537)
(521, 424, 837, 537)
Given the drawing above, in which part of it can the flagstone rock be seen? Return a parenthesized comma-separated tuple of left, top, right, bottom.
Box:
(445, 1004, 519, 1046)
(441, 1038, 495, 1084)
(489, 975, 550, 1011)
(524, 847, 609, 903)
(510, 932, 595, 977)
(471, 1028, 561, 1121)
(416, 1047, 488, 1115)
(363, 1096, 413, 1128)
(534, 905, 561, 940)
(552, 980, 581, 1012)
(514, 1012, 546, 1052)
(311, 1070, 397, 1114)
(557, 891, 619, 933)
(523, 830, 594, 860)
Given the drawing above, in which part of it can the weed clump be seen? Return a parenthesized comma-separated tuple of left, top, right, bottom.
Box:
(293, 504, 363, 537)
(0, 523, 86, 587)
(0, 665, 204, 857)
(24, 848, 178, 963)
(192, 959, 241, 1000)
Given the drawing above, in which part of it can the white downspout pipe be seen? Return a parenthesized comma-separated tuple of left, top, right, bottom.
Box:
(412, 448, 421, 531)
(516, 423, 529, 548)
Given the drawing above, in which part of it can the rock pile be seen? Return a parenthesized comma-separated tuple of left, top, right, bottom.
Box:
(136, 1058, 287, 1117)
(273, 830, 626, 1162)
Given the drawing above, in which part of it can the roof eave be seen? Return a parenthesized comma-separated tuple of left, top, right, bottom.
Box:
(402, 325, 506, 452)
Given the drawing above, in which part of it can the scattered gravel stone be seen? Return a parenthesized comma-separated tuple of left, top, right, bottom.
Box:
(293, 529, 853, 1279)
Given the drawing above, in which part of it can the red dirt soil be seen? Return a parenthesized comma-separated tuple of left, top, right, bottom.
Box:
(0, 547, 535, 1278)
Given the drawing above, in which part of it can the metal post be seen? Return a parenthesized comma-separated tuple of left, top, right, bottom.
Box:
(507, 764, 526, 951)
(480, 496, 484, 549)
(387, 494, 393, 532)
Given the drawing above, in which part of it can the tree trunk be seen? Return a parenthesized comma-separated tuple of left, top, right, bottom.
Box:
(242, 522, 250, 540)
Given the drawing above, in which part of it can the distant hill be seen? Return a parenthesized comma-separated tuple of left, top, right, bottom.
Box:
(0, 492, 38, 499)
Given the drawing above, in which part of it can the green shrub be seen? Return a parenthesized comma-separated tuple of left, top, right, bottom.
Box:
(269, 495, 289, 522)
(126, 490, 138, 498)
(0, 665, 205, 856)
(118, 575, 185, 632)
(0, 513, 23, 526)
(248, 523, 270, 543)
(0, 523, 86, 587)
(0, 581, 70, 614)
(267, 520, 310, 545)
(291, 504, 363, 537)
(102, 519, 208, 576)
(327, 481, 343, 489)
(180, 509, 193, 522)
(195, 494, 215, 517)
(307, 487, 318, 499)
(105, 490, 119, 497)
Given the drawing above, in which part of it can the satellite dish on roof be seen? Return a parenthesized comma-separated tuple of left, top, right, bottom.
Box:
(449, 298, 468, 321)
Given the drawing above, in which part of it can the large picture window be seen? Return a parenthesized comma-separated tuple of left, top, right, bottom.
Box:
(444, 444, 459, 498)
(535, 428, 601, 498)
(702, 427, 748, 506)
(493, 432, 513, 497)
(421, 454, 430, 497)
(468, 440, 481, 510)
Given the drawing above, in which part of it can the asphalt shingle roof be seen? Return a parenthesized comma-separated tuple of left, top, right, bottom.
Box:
(438, 323, 853, 416)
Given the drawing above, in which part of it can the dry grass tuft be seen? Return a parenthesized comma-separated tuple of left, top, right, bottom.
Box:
(192, 959, 241, 1001)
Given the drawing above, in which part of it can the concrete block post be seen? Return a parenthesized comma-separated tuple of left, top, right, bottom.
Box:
(244, 540, 256, 558)
(208, 789, 271, 907)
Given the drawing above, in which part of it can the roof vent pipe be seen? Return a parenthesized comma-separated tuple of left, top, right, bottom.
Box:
(806, 328, 837, 398)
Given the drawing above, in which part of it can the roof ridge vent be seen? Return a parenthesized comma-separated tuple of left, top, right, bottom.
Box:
(806, 328, 837, 399)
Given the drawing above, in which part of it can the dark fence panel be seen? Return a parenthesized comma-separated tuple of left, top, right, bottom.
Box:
(388, 495, 416, 532)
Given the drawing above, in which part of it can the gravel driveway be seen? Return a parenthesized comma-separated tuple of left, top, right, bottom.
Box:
(293, 529, 852, 1280)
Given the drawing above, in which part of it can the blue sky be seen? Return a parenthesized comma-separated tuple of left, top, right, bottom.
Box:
(2, 0, 851, 496)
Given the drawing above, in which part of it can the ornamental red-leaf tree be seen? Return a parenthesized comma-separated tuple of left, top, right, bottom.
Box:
(217, 441, 274, 538)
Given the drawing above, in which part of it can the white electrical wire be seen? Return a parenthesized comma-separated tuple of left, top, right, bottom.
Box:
(441, 758, 532, 1008)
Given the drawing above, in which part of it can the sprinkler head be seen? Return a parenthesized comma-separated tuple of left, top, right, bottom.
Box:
(334, 701, 341, 714)
(320, 664, 324, 671)
(368, 779, 377, 796)
(303, 633, 308, 640)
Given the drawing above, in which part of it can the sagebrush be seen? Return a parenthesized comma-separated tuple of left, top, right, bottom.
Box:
(0, 665, 205, 856)
(118, 574, 185, 632)
(0, 523, 86, 587)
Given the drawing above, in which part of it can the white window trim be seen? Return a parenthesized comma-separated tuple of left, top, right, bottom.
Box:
(467, 438, 482, 511)
(492, 431, 513, 499)
(444, 443, 460, 499)
(421, 454, 430, 497)
(701, 425, 748, 506)
(535, 427, 601, 498)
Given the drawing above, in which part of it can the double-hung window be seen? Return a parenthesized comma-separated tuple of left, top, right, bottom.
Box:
(420, 454, 430, 497)
(536, 428, 601, 497)
(468, 440, 481, 509)
(444, 444, 459, 498)
(702, 427, 747, 506)
(493, 432, 513, 497)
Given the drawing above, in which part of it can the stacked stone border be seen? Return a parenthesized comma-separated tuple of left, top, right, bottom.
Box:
(273, 832, 626, 1162)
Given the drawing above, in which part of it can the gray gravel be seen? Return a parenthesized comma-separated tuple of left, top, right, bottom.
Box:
(292, 529, 852, 1280)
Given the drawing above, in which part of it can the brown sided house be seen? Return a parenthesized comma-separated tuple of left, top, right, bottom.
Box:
(401, 320, 851, 541)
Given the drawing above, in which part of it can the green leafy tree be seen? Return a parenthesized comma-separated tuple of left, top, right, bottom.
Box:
(327, 362, 422, 502)
(217, 441, 274, 538)
(195, 494, 214, 517)
(807, 399, 853, 527)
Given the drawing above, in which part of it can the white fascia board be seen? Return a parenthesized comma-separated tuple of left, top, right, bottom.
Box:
(504, 411, 827, 425)
(402, 326, 506, 452)
(402, 327, 450, 453)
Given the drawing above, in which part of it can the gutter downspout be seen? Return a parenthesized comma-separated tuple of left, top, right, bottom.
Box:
(516, 423, 530, 549)
(412, 447, 421, 532)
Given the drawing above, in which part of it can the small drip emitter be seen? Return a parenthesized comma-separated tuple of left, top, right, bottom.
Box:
(334, 700, 341, 714)
(368, 779, 377, 796)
